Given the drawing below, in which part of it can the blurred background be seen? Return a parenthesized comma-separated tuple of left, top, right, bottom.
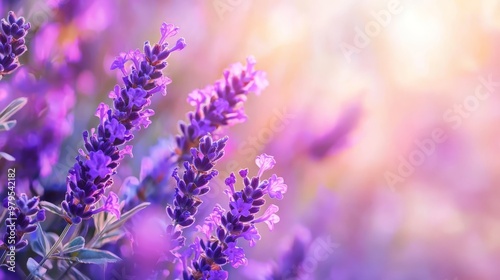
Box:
(2, 0, 500, 279)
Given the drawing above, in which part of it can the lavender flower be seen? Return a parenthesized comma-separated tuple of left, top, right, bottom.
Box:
(176, 57, 268, 162)
(309, 101, 362, 159)
(267, 231, 311, 280)
(0, 194, 45, 251)
(0, 11, 30, 78)
(61, 23, 185, 224)
(184, 154, 287, 279)
(130, 58, 268, 208)
(167, 135, 228, 228)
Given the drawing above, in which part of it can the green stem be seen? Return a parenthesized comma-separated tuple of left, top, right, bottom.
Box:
(56, 261, 76, 280)
(0, 210, 7, 225)
(0, 251, 7, 266)
(57, 215, 112, 279)
(87, 217, 112, 248)
(26, 223, 72, 280)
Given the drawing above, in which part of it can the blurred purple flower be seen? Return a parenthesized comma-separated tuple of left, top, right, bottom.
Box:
(309, 101, 362, 159)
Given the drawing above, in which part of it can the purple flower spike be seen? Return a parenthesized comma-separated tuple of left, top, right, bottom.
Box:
(62, 22, 184, 224)
(0, 194, 45, 251)
(185, 154, 286, 278)
(176, 58, 268, 162)
(0, 11, 31, 78)
(167, 136, 227, 228)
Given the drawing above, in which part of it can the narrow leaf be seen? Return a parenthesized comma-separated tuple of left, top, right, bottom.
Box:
(27, 258, 47, 278)
(0, 120, 16, 131)
(94, 231, 125, 248)
(73, 249, 121, 264)
(40, 201, 65, 217)
(93, 210, 106, 234)
(62, 236, 85, 253)
(0, 151, 15, 161)
(31, 223, 50, 256)
(0, 97, 27, 123)
(105, 202, 150, 233)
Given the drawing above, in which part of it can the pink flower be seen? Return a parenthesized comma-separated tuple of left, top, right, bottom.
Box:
(255, 154, 276, 177)
(253, 204, 280, 231)
(102, 192, 121, 219)
(267, 174, 287, 200)
(223, 242, 247, 268)
(241, 225, 261, 247)
(159, 23, 179, 44)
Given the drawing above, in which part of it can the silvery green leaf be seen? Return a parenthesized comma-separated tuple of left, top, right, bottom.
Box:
(31, 223, 50, 256)
(0, 120, 16, 131)
(46, 232, 59, 251)
(105, 202, 150, 233)
(93, 210, 106, 234)
(0, 97, 27, 123)
(62, 236, 85, 253)
(93, 231, 124, 248)
(73, 248, 121, 264)
(0, 151, 15, 161)
(27, 258, 47, 278)
(40, 201, 65, 218)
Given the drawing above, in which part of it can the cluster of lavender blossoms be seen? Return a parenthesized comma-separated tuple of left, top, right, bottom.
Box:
(0, 8, 287, 278)
(176, 57, 268, 161)
(168, 136, 228, 228)
(0, 194, 45, 251)
(179, 154, 287, 279)
(133, 57, 269, 206)
(61, 23, 186, 224)
(0, 11, 30, 79)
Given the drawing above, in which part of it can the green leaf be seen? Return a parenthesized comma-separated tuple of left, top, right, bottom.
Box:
(73, 248, 121, 264)
(93, 231, 124, 248)
(93, 209, 106, 234)
(31, 223, 50, 256)
(40, 201, 65, 218)
(105, 202, 150, 233)
(27, 257, 47, 278)
(62, 236, 85, 253)
(0, 120, 16, 131)
(0, 151, 15, 161)
(0, 97, 27, 123)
